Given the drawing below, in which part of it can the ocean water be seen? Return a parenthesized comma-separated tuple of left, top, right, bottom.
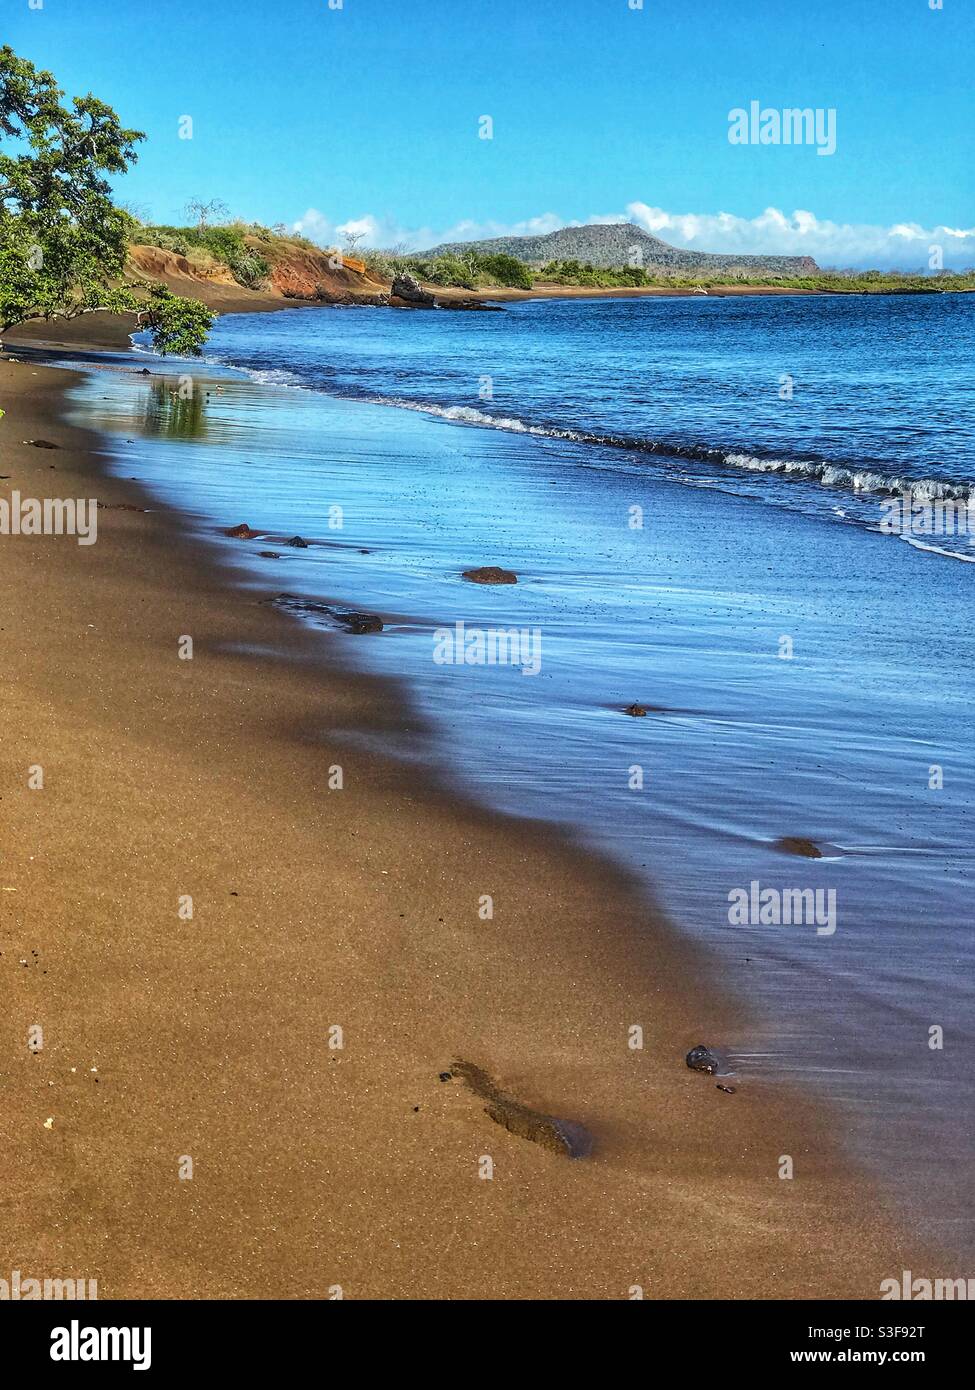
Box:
(73, 293, 974, 1258)
(206, 292, 975, 559)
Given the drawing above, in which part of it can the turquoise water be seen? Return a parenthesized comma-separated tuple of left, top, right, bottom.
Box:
(72, 293, 974, 1257)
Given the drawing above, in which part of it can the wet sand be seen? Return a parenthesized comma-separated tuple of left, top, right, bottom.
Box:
(0, 331, 927, 1299)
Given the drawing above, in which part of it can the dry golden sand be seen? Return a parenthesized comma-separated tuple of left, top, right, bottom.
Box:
(0, 341, 922, 1300)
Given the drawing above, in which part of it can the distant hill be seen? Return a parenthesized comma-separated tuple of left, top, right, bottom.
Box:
(425, 222, 818, 275)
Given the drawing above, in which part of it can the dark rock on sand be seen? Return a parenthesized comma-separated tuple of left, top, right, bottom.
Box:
(391, 273, 436, 306)
(285, 535, 309, 548)
(451, 1059, 592, 1158)
(773, 836, 823, 859)
(686, 1044, 720, 1075)
(716, 1084, 737, 1094)
(624, 703, 648, 717)
(438, 1071, 453, 1083)
(461, 566, 518, 585)
(226, 523, 260, 539)
(26, 439, 59, 449)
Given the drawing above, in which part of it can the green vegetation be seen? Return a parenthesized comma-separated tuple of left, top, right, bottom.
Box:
(0, 46, 213, 353)
(135, 222, 271, 289)
(361, 247, 534, 291)
(535, 260, 975, 294)
(538, 259, 657, 287)
(475, 253, 534, 290)
(137, 283, 217, 357)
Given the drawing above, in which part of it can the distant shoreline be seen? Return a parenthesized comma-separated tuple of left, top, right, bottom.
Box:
(8, 278, 963, 354)
(442, 281, 829, 302)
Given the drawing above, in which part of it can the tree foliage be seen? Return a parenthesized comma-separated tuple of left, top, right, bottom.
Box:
(0, 46, 213, 353)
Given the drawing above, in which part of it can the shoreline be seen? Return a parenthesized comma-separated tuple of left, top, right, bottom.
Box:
(4, 272, 964, 364)
(0, 329, 933, 1298)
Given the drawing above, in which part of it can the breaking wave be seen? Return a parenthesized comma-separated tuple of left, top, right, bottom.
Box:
(378, 398, 975, 504)
(200, 346, 975, 510)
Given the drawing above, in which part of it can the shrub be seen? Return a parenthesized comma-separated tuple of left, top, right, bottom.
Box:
(475, 253, 533, 289)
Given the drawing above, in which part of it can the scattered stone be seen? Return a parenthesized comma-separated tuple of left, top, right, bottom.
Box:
(451, 1058, 593, 1158)
(285, 535, 309, 548)
(258, 551, 281, 559)
(138, 368, 151, 376)
(773, 836, 823, 859)
(438, 1071, 453, 1083)
(716, 1084, 737, 1095)
(226, 523, 260, 539)
(686, 1044, 721, 1075)
(25, 439, 59, 449)
(624, 703, 648, 717)
(461, 566, 518, 585)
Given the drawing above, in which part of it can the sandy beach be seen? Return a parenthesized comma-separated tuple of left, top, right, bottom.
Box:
(0, 315, 934, 1300)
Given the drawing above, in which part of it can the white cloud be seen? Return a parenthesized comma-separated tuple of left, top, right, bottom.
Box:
(621, 203, 975, 270)
(291, 207, 567, 252)
(291, 203, 975, 270)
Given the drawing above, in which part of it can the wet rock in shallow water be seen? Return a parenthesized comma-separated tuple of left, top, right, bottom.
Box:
(226, 522, 259, 539)
(450, 1059, 592, 1158)
(272, 593, 383, 634)
(336, 610, 383, 634)
(286, 535, 309, 548)
(435, 297, 504, 312)
(686, 1044, 720, 1075)
(258, 551, 281, 559)
(461, 566, 518, 585)
(624, 703, 648, 717)
(773, 836, 823, 859)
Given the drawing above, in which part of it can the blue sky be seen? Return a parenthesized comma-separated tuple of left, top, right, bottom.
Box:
(5, 0, 973, 266)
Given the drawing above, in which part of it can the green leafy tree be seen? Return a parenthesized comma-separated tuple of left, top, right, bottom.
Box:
(0, 46, 213, 353)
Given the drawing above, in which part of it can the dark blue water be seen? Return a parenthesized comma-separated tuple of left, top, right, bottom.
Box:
(88, 292, 975, 1257)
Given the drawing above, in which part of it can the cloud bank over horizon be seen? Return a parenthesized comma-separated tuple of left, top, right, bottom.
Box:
(292, 202, 975, 272)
